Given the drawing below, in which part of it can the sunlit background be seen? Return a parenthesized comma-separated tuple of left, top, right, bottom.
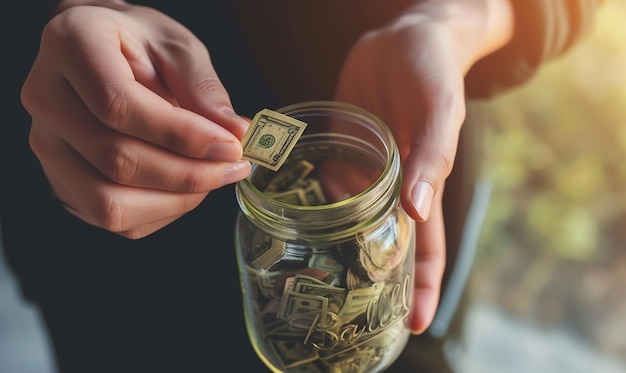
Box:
(456, 1, 626, 371)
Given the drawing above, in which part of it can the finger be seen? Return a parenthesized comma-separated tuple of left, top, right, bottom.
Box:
(63, 203, 185, 239)
(336, 53, 463, 223)
(47, 73, 250, 192)
(148, 34, 250, 140)
(398, 84, 466, 222)
(408, 192, 446, 334)
(71, 123, 251, 193)
(30, 126, 209, 237)
(47, 11, 242, 160)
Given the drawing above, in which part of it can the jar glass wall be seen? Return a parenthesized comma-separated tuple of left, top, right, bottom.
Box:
(235, 101, 415, 373)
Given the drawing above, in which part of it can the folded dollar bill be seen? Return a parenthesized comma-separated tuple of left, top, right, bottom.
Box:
(241, 109, 308, 171)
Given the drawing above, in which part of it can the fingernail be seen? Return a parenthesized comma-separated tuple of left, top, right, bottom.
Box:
(221, 160, 251, 185)
(205, 142, 242, 161)
(410, 181, 434, 221)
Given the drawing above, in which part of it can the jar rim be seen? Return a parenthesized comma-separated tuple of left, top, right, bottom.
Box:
(236, 101, 402, 242)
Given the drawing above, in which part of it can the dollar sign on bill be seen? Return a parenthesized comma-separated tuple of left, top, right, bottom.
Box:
(241, 109, 308, 171)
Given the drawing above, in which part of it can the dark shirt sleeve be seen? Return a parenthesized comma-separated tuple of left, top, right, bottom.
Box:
(465, 0, 604, 98)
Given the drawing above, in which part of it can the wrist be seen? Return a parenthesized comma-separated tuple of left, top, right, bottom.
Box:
(392, 0, 514, 73)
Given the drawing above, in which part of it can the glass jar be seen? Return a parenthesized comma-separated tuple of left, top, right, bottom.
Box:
(234, 101, 415, 373)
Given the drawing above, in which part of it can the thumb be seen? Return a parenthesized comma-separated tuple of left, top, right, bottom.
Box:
(400, 97, 465, 222)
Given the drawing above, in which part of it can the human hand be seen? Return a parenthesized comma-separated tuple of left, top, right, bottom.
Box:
(21, 0, 251, 239)
(335, 0, 513, 333)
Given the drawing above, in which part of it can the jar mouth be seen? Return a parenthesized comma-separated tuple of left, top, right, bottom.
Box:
(240, 134, 386, 212)
(236, 101, 401, 242)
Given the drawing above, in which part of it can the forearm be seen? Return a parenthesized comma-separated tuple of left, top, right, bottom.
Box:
(391, 0, 515, 73)
(466, 0, 604, 98)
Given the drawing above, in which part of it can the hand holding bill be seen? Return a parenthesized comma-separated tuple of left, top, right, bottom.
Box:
(21, 1, 251, 239)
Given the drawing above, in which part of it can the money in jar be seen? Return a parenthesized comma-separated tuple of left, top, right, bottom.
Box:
(234, 101, 415, 373)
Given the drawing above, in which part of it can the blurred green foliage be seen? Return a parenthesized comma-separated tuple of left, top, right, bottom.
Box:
(476, 0, 626, 263)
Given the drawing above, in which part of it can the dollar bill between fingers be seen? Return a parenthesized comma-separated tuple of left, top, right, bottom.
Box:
(241, 109, 308, 171)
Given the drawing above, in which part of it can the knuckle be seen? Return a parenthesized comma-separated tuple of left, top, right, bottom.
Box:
(434, 148, 455, 176)
(98, 87, 133, 133)
(192, 77, 226, 97)
(178, 167, 204, 193)
(28, 131, 46, 158)
(21, 77, 53, 121)
(102, 144, 139, 185)
(20, 81, 38, 115)
(90, 194, 128, 233)
(163, 31, 206, 54)
(118, 229, 148, 240)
